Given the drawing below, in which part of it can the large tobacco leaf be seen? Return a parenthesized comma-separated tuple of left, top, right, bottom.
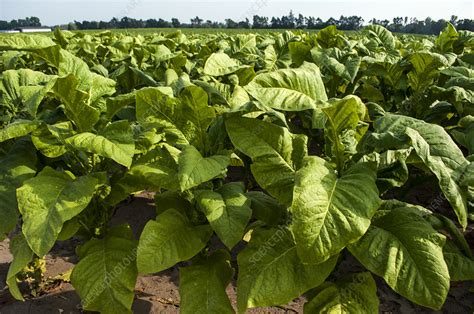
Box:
(179, 250, 234, 314)
(178, 145, 230, 191)
(365, 113, 470, 228)
(196, 182, 252, 249)
(204, 52, 241, 76)
(135, 86, 192, 146)
(52, 74, 100, 132)
(0, 120, 41, 143)
(321, 95, 369, 172)
(6, 234, 34, 301)
(443, 240, 474, 281)
(0, 69, 56, 116)
(179, 85, 216, 151)
(304, 272, 379, 313)
(290, 157, 380, 264)
(0, 34, 56, 50)
(246, 62, 327, 111)
(348, 207, 450, 310)
(65, 120, 135, 168)
(0, 140, 37, 239)
(226, 116, 307, 206)
(119, 144, 180, 193)
(237, 227, 338, 312)
(17, 167, 99, 256)
(136, 209, 213, 274)
(71, 225, 138, 314)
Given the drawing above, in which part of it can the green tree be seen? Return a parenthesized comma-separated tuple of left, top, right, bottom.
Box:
(171, 18, 181, 28)
(191, 16, 203, 28)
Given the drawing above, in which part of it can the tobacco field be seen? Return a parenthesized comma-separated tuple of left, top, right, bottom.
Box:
(0, 24, 473, 313)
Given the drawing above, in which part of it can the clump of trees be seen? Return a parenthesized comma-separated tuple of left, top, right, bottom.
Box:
(0, 16, 41, 30)
(1, 14, 473, 34)
(369, 16, 473, 34)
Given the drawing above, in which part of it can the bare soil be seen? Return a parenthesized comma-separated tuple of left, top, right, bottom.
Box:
(0, 193, 472, 314)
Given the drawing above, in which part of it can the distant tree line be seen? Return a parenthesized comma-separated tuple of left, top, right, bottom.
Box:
(1, 14, 473, 34)
(65, 12, 474, 34)
(0, 16, 41, 29)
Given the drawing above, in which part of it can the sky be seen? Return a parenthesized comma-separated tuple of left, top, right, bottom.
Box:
(0, 0, 473, 26)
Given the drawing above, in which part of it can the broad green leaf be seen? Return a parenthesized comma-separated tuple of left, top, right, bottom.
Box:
(153, 44, 180, 62)
(137, 209, 213, 274)
(53, 74, 100, 132)
(106, 92, 136, 120)
(194, 80, 231, 106)
(246, 62, 327, 111)
(270, 31, 295, 69)
(53, 27, 72, 48)
(365, 61, 404, 89)
(0, 69, 56, 116)
(246, 191, 287, 226)
(71, 225, 138, 314)
(304, 272, 379, 313)
(6, 234, 34, 301)
(229, 85, 250, 108)
(33, 45, 115, 100)
(4, 43, 113, 113)
(17, 167, 99, 256)
(0, 140, 37, 239)
(462, 162, 474, 186)
(22, 81, 57, 117)
(311, 49, 361, 83)
(66, 120, 135, 168)
(364, 24, 396, 50)
(348, 207, 450, 310)
(451, 116, 474, 155)
(0, 35, 55, 50)
(179, 250, 234, 314)
(235, 66, 256, 86)
(288, 41, 311, 66)
(441, 66, 474, 79)
(57, 218, 81, 241)
(367, 114, 470, 228)
(237, 227, 338, 312)
(435, 23, 459, 53)
(343, 56, 362, 83)
(443, 240, 474, 281)
(408, 52, 452, 92)
(123, 144, 179, 192)
(135, 86, 189, 145)
(263, 44, 278, 71)
(315, 25, 346, 49)
(405, 123, 470, 229)
(362, 149, 411, 193)
(231, 34, 257, 55)
(426, 212, 472, 259)
(105, 144, 180, 206)
(178, 145, 230, 191)
(204, 53, 241, 76)
(0, 120, 41, 143)
(226, 117, 308, 206)
(179, 85, 216, 150)
(291, 157, 380, 264)
(154, 191, 194, 217)
(322, 96, 368, 172)
(165, 68, 179, 86)
(196, 182, 252, 249)
(31, 122, 75, 158)
(113, 65, 159, 91)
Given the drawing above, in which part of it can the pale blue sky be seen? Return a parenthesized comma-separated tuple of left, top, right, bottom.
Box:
(0, 0, 473, 26)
